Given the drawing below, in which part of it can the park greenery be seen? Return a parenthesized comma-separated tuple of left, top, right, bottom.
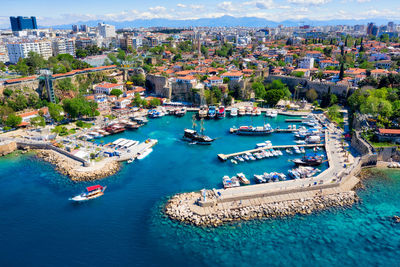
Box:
(10, 52, 91, 76)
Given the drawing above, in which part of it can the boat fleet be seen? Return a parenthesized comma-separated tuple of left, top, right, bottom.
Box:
(199, 105, 261, 119)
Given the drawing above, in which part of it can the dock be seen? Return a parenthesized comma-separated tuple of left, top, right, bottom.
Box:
(285, 119, 304, 122)
(217, 143, 324, 161)
(117, 139, 158, 162)
(230, 127, 299, 134)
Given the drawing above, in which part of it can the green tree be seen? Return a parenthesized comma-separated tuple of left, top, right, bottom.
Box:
(5, 113, 22, 128)
(110, 89, 123, 97)
(30, 116, 46, 127)
(130, 74, 145, 86)
(264, 89, 285, 106)
(252, 82, 266, 99)
(55, 78, 76, 91)
(306, 89, 318, 102)
(48, 103, 64, 122)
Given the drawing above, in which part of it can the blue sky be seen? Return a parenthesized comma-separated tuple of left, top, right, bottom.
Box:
(1, 0, 400, 27)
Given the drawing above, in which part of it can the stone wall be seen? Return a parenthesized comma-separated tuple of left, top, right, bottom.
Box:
(146, 74, 170, 97)
(265, 75, 350, 99)
(0, 141, 17, 156)
(351, 131, 374, 156)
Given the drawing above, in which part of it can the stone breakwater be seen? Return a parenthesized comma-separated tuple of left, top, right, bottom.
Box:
(36, 150, 120, 181)
(165, 191, 359, 227)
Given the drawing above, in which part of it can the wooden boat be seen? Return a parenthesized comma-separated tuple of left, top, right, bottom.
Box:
(70, 185, 106, 202)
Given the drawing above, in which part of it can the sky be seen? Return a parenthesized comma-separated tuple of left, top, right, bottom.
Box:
(1, 0, 400, 28)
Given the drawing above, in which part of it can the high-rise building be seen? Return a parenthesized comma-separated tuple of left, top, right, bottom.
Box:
(98, 23, 116, 38)
(7, 41, 52, 64)
(72, 25, 79, 33)
(367, 22, 375, 35)
(80, 24, 88, 32)
(10, 16, 37, 31)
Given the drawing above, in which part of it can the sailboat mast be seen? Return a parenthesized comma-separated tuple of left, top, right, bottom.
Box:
(200, 118, 205, 135)
(192, 114, 197, 130)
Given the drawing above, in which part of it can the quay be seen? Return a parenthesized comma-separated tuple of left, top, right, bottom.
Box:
(217, 143, 324, 161)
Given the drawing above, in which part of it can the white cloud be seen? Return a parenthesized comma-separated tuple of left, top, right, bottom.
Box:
(177, 3, 187, 8)
(288, 0, 331, 4)
(148, 6, 167, 13)
(217, 1, 237, 12)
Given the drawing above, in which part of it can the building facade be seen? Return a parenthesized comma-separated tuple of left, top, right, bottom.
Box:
(7, 41, 52, 63)
(10, 16, 37, 31)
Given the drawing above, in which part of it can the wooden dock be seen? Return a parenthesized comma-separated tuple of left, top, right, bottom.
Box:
(217, 143, 324, 161)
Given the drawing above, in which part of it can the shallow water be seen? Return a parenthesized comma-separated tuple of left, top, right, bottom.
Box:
(0, 114, 399, 266)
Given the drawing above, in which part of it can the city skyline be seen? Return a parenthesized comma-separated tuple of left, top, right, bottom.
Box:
(1, 0, 400, 28)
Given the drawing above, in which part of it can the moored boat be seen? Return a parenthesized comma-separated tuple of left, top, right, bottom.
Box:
(216, 106, 225, 118)
(235, 124, 274, 136)
(230, 107, 238, 117)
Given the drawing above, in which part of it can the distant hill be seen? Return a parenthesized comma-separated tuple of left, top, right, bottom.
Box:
(45, 15, 397, 29)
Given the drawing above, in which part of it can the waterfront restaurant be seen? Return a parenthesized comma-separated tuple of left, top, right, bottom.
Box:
(377, 129, 400, 143)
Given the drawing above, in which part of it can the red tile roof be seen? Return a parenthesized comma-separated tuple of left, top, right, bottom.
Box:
(5, 76, 37, 84)
(379, 129, 400, 135)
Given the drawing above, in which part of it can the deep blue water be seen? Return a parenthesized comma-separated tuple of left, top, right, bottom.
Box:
(0, 114, 399, 266)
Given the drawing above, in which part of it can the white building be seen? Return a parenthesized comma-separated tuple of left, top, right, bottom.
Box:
(0, 44, 9, 62)
(298, 57, 315, 70)
(98, 23, 116, 38)
(7, 41, 52, 63)
(52, 39, 75, 56)
(94, 82, 123, 95)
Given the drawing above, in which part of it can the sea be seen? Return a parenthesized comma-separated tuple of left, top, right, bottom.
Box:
(0, 114, 399, 267)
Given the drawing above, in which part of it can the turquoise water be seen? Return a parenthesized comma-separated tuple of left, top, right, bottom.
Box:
(0, 114, 399, 266)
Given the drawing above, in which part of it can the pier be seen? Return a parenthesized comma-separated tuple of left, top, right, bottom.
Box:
(285, 119, 304, 122)
(230, 127, 299, 134)
(217, 143, 324, 161)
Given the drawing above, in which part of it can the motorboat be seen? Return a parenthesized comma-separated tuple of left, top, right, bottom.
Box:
(236, 173, 250, 185)
(208, 106, 216, 119)
(198, 105, 208, 118)
(238, 106, 246, 116)
(292, 154, 324, 166)
(175, 107, 187, 117)
(216, 106, 226, 118)
(222, 175, 240, 189)
(137, 148, 153, 160)
(70, 185, 106, 202)
(230, 108, 238, 117)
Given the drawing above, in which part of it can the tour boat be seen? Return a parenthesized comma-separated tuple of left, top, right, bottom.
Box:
(70, 185, 106, 202)
(292, 154, 323, 166)
(183, 116, 215, 145)
(235, 124, 274, 136)
(137, 148, 153, 160)
(230, 108, 238, 117)
(105, 124, 126, 134)
(216, 106, 226, 118)
(208, 106, 216, 119)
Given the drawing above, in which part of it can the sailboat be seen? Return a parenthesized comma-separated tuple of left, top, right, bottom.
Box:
(183, 115, 215, 145)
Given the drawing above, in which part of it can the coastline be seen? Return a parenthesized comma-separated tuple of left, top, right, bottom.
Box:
(35, 149, 120, 181)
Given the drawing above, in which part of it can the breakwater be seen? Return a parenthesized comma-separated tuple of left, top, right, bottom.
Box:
(165, 191, 358, 227)
(36, 150, 120, 181)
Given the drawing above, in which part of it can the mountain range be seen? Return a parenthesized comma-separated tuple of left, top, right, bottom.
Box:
(44, 15, 397, 29)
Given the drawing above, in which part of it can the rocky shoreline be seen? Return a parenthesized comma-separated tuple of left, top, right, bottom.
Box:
(165, 191, 359, 227)
(36, 149, 120, 181)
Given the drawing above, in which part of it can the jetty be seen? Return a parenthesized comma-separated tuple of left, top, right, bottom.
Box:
(230, 127, 299, 134)
(285, 119, 304, 122)
(217, 143, 324, 161)
(117, 139, 158, 162)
